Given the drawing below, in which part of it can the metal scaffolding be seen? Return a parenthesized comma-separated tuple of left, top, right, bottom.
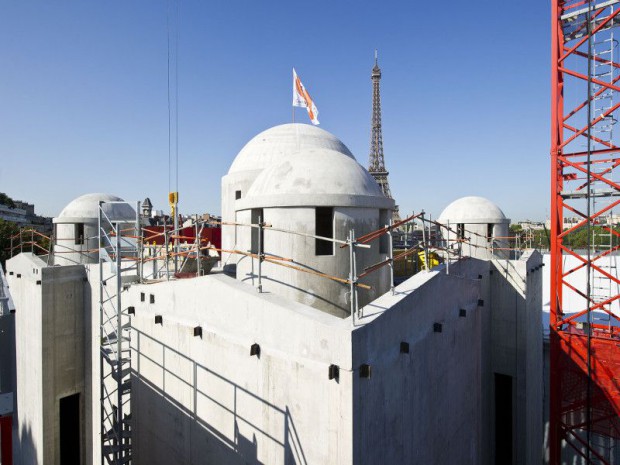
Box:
(551, 1, 620, 463)
(98, 201, 140, 465)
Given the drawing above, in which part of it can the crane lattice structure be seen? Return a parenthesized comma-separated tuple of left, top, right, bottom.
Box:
(551, 1, 620, 463)
(368, 51, 401, 225)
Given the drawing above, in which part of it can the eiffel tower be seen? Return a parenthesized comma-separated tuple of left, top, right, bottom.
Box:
(368, 50, 401, 224)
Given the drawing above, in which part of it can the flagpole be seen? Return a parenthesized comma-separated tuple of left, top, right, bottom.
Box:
(292, 106, 295, 123)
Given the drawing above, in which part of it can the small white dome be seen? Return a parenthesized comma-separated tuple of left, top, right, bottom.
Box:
(55, 193, 136, 223)
(228, 123, 354, 174)
(238, 148, 393, 209)
(438, 196, 508, 224)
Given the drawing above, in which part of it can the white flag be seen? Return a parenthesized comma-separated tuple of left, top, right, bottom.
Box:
(292, 68, 320, 125)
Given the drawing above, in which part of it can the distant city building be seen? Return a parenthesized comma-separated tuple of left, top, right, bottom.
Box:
(141, 197, 153, 219)
(544, 215, 620, 231)
(0, 198, 52, 234)
(516, 220, 546, 231)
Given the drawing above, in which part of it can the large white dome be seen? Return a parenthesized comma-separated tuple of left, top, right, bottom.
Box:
(228, 123, 354, 174)
(438, 196, 508, 224)
(55, 193, 136, 223)
(238, 148, 393, 209)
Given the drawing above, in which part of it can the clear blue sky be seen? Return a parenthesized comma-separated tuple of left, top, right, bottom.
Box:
(0, 1, 550, 221)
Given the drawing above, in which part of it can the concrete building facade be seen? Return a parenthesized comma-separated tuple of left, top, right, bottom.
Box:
(8, 253, 86, 465)
(5, 123, 544, 465)
(127, 258, 486, 464)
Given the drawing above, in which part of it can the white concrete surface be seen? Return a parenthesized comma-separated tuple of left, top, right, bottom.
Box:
(6, 253, 87, 465)
(222, 124, 357, 272)
(233, 147, 393, 317)
(488, 251, 543, 465)
(234, 205, 391, 317)
(128, 259, 487, 465)
(227, 123, 354, 175)
(5, 248, 544, 465)
(438, 196, 511, 261)
(53, 193, 135, 266)
(238, 149, 390, 209)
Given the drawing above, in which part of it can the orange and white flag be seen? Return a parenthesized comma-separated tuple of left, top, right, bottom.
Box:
(292, 68, 320, 125)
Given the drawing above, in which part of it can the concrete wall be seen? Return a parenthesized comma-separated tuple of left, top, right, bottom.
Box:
(2, 247, 544, 465)
(235, 206, 390, 318)
(7, 253, 86, 465)
(487, 250, 543, 465)
(128, 258, 487, 465)
(8, 254, 45, 465)
(352, 260, 487, 464)
(129, 273, 353, 465)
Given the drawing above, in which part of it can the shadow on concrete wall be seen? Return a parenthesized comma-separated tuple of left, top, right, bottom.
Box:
(17, 423, 36, 465)
(132, 329, 307, 465)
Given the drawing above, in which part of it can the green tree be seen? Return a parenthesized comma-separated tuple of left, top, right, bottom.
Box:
(0, 193, 15, 209)
(0, 218, 19, 268)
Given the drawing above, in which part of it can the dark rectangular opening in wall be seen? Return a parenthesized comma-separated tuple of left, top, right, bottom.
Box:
(74, 223, 84, 245)
(487, 224, 494, 242)
(457, 223, 465, 240)
(494, 373, 513, 465)
(60, 393, 80, 465)
(315, 207, 334, 255)
(235, 190, 242, 200)
(251, 208, 264, 254)
(379, 209, 389, 253)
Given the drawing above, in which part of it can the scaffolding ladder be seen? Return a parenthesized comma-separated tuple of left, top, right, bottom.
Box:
(99, 201, 140, 465)
(590, 14, 619, 334)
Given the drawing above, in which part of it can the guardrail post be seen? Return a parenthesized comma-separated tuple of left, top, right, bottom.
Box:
(195, 219, 201, 278)
(257, 217, 263, 293)
(388, 220, 394, 294)
(136, 201, 143, 281)
(164, 225, 170, 281)
(421, 211, 428, 272)
(446, 220, 450, 275)
(348, 229, 359, 320)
